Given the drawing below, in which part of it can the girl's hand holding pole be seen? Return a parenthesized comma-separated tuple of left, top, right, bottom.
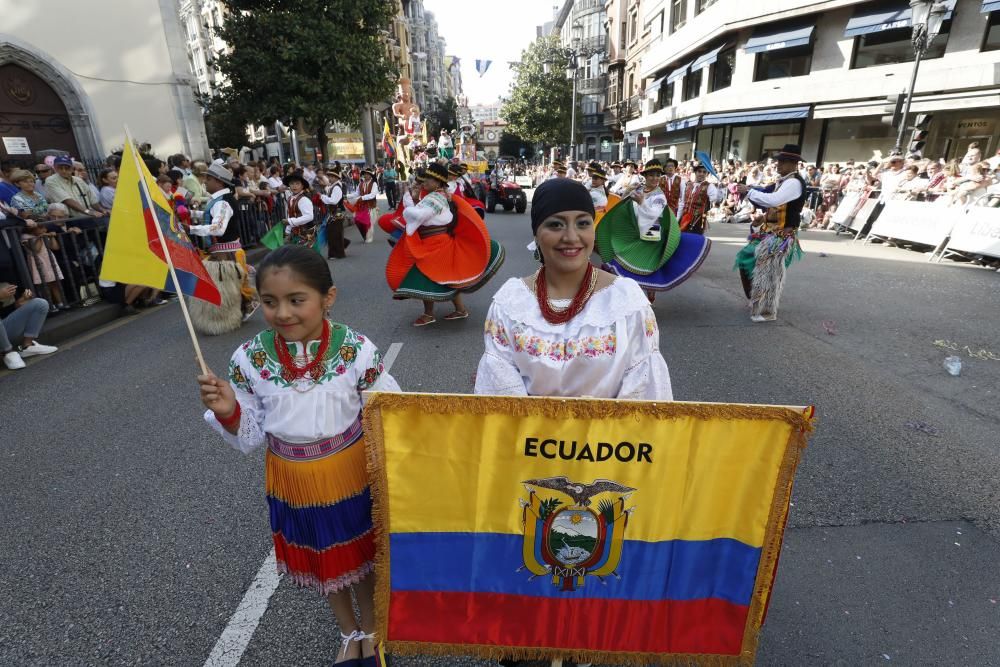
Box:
(198, 371, 238, 431)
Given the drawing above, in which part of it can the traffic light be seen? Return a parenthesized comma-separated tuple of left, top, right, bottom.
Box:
(907, 113, 932, 156)
(611, 128, 624, 142)
(881, 94, 904, 127)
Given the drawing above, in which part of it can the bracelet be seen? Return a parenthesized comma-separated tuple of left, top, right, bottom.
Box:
(216, 403, 242, 429)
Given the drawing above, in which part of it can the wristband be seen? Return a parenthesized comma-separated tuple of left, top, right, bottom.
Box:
(216, 403, 241, 429)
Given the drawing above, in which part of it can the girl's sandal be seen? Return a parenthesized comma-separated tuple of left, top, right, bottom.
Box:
(412, 314, 436, 327)
(358, 632, 388, 667)
(442, 310, 469, 321)
(334, 630, 363, 666)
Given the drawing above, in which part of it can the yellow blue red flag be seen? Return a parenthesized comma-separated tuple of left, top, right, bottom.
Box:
(382, 117, 397, 159)
(100, 139, 221, 305)
(364, 394, 814, 665)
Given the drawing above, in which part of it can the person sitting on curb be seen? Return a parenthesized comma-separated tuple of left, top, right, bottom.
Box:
(1, 282, 58, 370)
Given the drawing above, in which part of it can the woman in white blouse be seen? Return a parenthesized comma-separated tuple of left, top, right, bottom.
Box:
(475, 178, 673, 401)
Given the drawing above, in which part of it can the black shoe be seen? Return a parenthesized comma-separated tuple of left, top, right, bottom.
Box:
(123, 304, 140, 316)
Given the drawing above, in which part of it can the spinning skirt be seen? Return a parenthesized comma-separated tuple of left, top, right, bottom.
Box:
(606, 233, 712, 292)
(385, 196, 504, 301)
(265, 426, 375, 594)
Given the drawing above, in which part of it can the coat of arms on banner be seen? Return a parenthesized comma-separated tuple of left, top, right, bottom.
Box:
(520, 476, 635, 591)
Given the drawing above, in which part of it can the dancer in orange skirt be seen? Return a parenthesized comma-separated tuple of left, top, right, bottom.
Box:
(385, 162, 504, 327)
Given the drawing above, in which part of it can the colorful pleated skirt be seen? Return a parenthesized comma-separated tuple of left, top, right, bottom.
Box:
(265, 424, 375, 594)
(385, 196, 505, 301)
(596, 198, 711, 292)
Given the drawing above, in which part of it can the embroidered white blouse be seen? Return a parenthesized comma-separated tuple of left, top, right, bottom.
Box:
(474, 277, 673, 400)
(634, 187, 667, 235)
(401, 189, 452, 235)
(204, 325, 401, 454)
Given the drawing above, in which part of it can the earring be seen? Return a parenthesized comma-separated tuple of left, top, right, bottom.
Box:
(532, 247, 542, 262)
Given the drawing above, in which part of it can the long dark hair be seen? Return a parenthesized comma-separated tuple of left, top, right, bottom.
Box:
(256, 245, 333, 295)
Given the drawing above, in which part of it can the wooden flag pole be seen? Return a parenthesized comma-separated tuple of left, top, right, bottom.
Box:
(125, 128, 209, 376)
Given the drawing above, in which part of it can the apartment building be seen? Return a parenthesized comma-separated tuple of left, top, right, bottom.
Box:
(178, 0, 228, 97)
(405, 0, 451, 115)
(553, 0, 614, 161)
(626, 0, 1000, 164)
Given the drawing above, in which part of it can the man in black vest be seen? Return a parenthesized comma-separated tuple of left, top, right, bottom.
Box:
(735, 144, 807, 322)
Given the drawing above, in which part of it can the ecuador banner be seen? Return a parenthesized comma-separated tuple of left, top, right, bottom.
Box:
(363, 394, 814, 666)
(100, 139, 221, 305)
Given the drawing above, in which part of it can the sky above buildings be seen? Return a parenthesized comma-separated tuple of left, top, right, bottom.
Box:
(424, 0, 559, 106)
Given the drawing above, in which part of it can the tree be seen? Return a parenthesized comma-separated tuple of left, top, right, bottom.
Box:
(501, 36, 574, 148)
(213, 0, 398, 160)
(426, 96, 458, 135)
(498, 130, 532, 159)
(195, 93, 251, 151)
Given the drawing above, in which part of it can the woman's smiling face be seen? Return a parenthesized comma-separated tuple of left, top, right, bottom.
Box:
(534, 210, 595, 273)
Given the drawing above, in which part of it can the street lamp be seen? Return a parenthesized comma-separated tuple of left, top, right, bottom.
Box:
(895, 0, 948, 153)
(567, 36, 580, 162)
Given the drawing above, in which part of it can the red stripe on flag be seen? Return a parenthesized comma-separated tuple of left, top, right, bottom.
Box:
(388, 590, 747, 655)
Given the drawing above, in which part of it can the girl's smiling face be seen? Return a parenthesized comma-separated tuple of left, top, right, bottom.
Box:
(258, 266, 336, 342)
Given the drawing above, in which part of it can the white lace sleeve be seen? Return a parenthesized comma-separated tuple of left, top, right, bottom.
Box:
(474, 302, 528, 396)
(203, 347, 266, 454)
(619, 304, 674, 401)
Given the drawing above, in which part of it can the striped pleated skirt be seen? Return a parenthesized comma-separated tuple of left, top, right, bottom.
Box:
(265, 426, 375, 594)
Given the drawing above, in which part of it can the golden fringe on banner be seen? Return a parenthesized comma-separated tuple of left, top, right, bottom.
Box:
(362, 393, 816, 667)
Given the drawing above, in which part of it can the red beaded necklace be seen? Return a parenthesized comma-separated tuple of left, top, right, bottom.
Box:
(535, 263, 597, 325)
(274, 319, 331, 381)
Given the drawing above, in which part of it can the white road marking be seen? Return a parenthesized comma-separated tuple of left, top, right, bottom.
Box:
(382, 342, 402, 373)
(203, 342, 403, 666)
(203, 550, 279, 667)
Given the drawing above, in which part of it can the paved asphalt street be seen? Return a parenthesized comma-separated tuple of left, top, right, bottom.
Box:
(2, 195, 999, 666)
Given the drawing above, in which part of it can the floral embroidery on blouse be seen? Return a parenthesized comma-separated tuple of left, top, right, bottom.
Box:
(357, 351, 385, 391)
(237, 325, 366, 389)
(484, 318, 511, 347)
(511, 329, 617, 362)
(228, 359, 253, 394)
(644, 316, 657, 338)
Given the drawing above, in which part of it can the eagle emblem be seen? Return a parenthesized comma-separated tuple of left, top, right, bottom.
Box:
(519, 476, 635, 591)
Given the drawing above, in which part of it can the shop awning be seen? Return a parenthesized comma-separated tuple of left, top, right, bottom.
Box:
(744, 23, 815, 53)
(845, 0, 956, 36)
(645, 75, 667, 96)
(666, 115, 701, 132)
(666, 62, 692, 83)
(983, 0, 1000, 12)
(701, 105, 810, 126)
(690, 43, 731, 73)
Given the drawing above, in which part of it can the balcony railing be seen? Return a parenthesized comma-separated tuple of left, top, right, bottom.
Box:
(577, 74, 607, 94)
(577, 34, 608, 55)
(581, 113, 605, 129)
(573, 0, 606, 15)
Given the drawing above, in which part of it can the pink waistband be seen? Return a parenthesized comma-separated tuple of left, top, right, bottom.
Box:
(209, 240, 242, 253)
(266, 417, 363, 460)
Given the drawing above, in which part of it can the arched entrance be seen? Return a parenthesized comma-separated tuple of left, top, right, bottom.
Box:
(0, 39, 103, 167)
(0, 64, 80, 167)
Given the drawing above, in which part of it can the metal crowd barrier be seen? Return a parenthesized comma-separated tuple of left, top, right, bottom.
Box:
(0, 217, 107, 309)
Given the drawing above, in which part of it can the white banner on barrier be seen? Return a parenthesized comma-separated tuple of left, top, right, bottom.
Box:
(869, 199, 955, 247)
(831, 192, 861, 226)
(945, 207, 1000, 259)
(850, 199, 879, 234)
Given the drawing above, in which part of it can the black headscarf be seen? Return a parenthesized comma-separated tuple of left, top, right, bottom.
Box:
(530, 178, 595, 235)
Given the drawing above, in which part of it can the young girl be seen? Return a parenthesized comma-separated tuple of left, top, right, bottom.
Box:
(198, 245, 398, 665)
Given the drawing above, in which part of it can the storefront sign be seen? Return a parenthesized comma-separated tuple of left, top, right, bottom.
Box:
(869, 200, 954, 247)
(2, 136, 30, 154)
(945, 207, 1000, 259)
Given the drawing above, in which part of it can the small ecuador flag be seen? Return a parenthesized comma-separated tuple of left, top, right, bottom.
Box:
(382, 117, 397, 159)
(100, 139, 221, 305)
(364, 394, 815, 665)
